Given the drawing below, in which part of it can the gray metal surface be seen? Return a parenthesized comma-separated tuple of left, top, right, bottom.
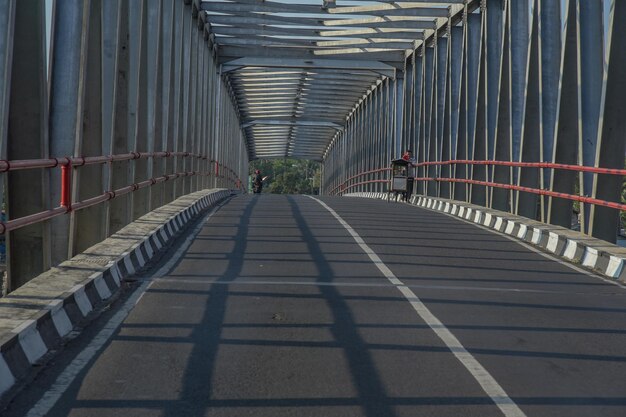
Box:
(8, 195, 626, 417)
(323, 0, 625, 244)
(201, 0, 469, 160)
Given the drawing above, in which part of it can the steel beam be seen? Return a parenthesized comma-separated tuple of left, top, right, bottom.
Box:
(70, 0, 107, 256)
(49, 0, 91, 265)
(5, 0, 50, 290)
(516, 1, 541, 220)
(589, 0, 626, 243)
(548, 0, 578, 229)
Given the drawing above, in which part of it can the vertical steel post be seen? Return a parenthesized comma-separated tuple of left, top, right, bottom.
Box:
(162, 0, 176, 203)
(449, 25, 465, 200)
(5, 0, 50, 289)
(589, 0, 626, 243)
(578, 0, 604, 234)
(109, 0, 131, 235)
(491, 1, 513, 212)
(49, 0, 90, 265)
(516, 0, 541, 220)
(130, 0, 151, 220)
(548, 0, 579, 228)
(148, 0, 164, 209)
(70, 0, 106, 256)
(436, 35, 449, 199)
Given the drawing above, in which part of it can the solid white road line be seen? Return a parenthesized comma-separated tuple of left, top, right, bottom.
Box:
(25, 202, 225, 417)
(308, 196, 527, 417)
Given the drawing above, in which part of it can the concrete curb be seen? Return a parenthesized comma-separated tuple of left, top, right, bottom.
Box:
(345, 192, 626, 283)
(0, 188, 232, 397)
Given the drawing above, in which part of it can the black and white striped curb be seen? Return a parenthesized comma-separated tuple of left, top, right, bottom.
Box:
(0, 189, 232, 397)
(346, 192, 626, 282)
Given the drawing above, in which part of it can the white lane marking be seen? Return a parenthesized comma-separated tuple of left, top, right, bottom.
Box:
(25, 200, 227, 417)
(308, 196, 527, 417)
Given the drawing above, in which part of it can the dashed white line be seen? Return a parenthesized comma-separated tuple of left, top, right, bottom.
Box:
(308, 196, 527, 417)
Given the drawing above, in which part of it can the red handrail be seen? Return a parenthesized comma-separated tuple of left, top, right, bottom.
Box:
(416, 160, 626, 176)
(329, 160, 626, 213)
(0, 152, 243, 235)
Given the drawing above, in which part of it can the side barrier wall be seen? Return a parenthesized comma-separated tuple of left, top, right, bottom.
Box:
(0, 0, 249, 290)
(322, 1, 626, 245)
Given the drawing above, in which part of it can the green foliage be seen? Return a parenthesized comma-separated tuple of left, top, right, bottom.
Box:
(250, 159, 321, 195)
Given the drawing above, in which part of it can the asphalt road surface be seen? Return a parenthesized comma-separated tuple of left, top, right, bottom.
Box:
(5, 195, 626, 417)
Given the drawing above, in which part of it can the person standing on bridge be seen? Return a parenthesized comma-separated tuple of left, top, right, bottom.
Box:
(402, 149, 416, 201)
(253, 169, 263, 194)
(253, 169, 269, 194)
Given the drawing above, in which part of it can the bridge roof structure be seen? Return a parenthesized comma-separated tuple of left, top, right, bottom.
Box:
(202, 0, 471, 161)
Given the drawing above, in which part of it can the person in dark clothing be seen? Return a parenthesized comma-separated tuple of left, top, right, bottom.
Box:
(401, 149, 416, 201)
(253, 169, 263, 194)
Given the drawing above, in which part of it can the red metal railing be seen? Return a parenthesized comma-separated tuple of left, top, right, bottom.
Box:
(0, 152, 242, 235)
(413, 159, 626, 176)
(330, 160, 626, 211)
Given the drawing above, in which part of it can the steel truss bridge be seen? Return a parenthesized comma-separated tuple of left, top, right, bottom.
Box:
(0, 0, 624, 299)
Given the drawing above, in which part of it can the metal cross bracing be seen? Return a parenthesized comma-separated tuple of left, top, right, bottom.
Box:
(322, 0, 626, 244)
(0, 0, 250, 291)
(201, 0, 472, 160)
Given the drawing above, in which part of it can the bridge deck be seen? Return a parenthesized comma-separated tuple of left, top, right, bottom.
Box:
(6, 195, 626, 417)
